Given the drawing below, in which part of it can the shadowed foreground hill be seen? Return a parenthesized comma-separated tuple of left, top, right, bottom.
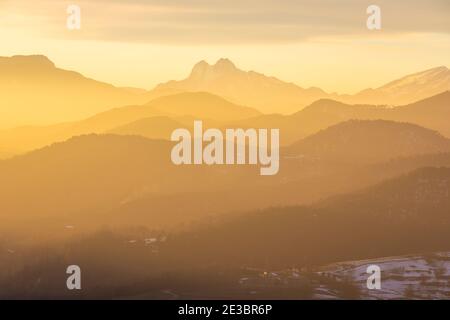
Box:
(2, 126, 450, 240)
(1, 91, 449, 157)
(389, 90, 450, 137)
(2, 167, 449, 299)
(0, 135, 172, 218)
(0, 134, 265, 236)
(286, 120, 450, 164)
(162, 167, 450, 268)
(143, 92, 260, 121)
(107, 116, 186, 140)
(344, 66, 450, 106)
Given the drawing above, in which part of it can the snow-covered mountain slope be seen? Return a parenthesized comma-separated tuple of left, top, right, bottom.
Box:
(316, 252, 450, 299)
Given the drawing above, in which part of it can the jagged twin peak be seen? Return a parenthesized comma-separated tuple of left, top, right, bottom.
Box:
(154, 58, 450, 114)
(1, 54, 449, 126)
(153, 58, 329, 114)
(189, 58, 239, 80)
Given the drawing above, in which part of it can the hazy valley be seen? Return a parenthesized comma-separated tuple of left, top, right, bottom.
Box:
(1, 55, 450, 299)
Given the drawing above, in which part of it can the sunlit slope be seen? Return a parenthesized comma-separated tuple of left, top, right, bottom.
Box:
(153, 59, 449, 113)
(2, 120, 450, 238)
(84, 92, 256, 133)
(345, 66, 450, 106)
(0, 92, 259, 153)
(104, 151, 450, 230)
(0, 135, 172, 218)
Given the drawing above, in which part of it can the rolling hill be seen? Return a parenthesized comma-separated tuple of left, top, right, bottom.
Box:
(0, 134, 258, 213)
(0, 55, 151, 127)
(1, 55, 450, 300)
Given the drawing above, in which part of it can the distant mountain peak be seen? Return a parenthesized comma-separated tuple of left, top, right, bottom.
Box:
(0, 54, 152, 128)
(0, 54, 55, 68)
(434, 65, 448, 71)
(155, 58, 450, 114)
(190, 60, 209, 74)
(379, 65, 450, 91)
(214, 58, 237, 70)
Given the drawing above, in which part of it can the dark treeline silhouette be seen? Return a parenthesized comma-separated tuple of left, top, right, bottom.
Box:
(1, 167, 449, 299)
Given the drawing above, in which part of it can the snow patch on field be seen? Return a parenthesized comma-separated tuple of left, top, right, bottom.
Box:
(317, 252, 450, 299)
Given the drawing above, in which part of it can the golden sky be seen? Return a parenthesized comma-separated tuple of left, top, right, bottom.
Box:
(0, 0, 449, 93)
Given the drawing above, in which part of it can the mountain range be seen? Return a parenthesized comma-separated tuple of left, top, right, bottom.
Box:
(2, 158, 450, 299)
(0, 92, 259, 153)
(347, 66, 450, 106)
(1, 88, 449, 157)
(1, 55, 449, 128)
(0, 55, 153, 127)
(1, 54, 450, 299)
